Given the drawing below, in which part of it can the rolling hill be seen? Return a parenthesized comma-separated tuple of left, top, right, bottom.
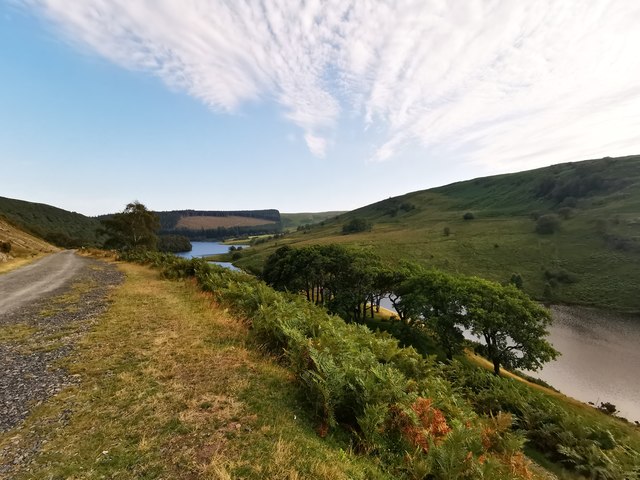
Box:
(0, 196, 101, 247)
(235, 155, 640, 312)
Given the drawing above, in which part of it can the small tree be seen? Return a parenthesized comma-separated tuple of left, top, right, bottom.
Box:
(342, 218, 372, 234)
(100, 201, 160, 251)
(463, 278, 559, 375)
(443, 227, 451, 236)
(463, 212, 475, 220)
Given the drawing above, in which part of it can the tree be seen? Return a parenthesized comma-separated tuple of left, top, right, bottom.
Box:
(397, 270, 468, 360)
(100, 201, 160, 251)
(462, 277, 559, 375)
(342, 218, 372, 234)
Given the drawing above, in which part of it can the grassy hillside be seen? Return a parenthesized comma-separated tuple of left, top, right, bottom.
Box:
(0, 217, 57, 272)
(281, 211, 345, 231)
(0, 196, 101, 247)
(235, 155, 640, 312)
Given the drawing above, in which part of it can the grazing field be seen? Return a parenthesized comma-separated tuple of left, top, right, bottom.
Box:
(176, 215, 277, 229)
(235, 155, 640, 312)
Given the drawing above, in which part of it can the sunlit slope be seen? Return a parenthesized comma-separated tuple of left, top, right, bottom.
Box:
(0, 217, 58, 272)
(237, 155, 640, 312)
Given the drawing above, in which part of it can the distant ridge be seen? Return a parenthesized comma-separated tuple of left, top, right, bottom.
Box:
(153, 209, 282, 240)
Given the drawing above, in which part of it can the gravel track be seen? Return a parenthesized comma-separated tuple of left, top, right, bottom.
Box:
(0, 251, 123, 474)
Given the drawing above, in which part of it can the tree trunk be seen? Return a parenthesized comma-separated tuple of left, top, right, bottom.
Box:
(493, 358, 501, 376)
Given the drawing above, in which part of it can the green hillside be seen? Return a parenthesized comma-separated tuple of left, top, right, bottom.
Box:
(0, 196, 101, 247)
(236, 155, 640, 312)
(280, 211, 345, 231)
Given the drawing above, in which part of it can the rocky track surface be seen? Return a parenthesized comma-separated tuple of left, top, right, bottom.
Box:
(0, 252, 122, 474)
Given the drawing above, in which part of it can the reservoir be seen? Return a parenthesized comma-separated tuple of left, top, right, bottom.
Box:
(176, 241, 247, 271)
(379, 297, 640, 423)
(537, 305, 640, 423)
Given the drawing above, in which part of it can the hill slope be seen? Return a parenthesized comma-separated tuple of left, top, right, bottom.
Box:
(0, 217, 58, 271)
(237, 155, 640, 312)
(0, 196, 101, 247)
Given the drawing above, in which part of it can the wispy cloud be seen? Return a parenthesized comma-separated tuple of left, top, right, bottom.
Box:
(22, 0, 640, 166)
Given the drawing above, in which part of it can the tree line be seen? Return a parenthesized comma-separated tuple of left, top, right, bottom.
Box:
(263, 244, 558, 375)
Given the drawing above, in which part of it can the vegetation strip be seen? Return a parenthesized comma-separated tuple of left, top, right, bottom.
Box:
(0, 261, 389, 479)
(118, 252, 640, 478)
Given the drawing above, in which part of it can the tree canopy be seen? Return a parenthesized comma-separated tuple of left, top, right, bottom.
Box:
(263, 243, 559, 375)
(100, 201, 160, 251)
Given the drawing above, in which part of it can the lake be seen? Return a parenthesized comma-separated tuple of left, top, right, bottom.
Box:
(380, 297, 640, 422)
(175, 241, 248, 272)
(537, 305, 640, 423)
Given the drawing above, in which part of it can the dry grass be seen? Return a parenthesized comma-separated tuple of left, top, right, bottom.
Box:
(176, 215, 276, 230)
(0, 262, 388, 479)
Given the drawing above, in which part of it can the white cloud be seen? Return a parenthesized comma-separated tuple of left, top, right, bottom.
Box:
(21, 0, 640, 165)
(304, 133, 327, 158)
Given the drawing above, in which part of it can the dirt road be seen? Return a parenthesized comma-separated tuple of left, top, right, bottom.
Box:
(0, 251, 122, 473)
(0, 251, 86, 316)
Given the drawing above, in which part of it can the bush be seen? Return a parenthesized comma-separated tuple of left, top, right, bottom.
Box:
(463, 212, 475, 220)
(557, 207, 574, 219)
(544, 269, 578, 284)
(535, 214, 561, 234)
(342, 218, 372, 234)
(0, 241, 11, 253)
(443, 227, 450, 236)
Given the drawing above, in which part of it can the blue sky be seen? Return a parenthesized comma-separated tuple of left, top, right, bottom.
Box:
(2, 1, 640, 216)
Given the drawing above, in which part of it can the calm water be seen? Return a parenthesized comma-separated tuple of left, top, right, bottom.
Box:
(175, 241, 247, 272)
(535, 306, 640, 422)
(380, 297, 640, 422)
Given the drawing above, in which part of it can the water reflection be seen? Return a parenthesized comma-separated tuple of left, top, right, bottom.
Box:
(175, 241, 247, 272)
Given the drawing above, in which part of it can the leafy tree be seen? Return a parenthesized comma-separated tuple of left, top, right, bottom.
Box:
(462, 277, 559, 375)
(342, 218, 372, 234)
(100, 201, 160, 251)
(158, 234, 192, 253)
(509, 273, 523, 290)
(397, 271, 468, 360)
(263, 244, 380, 322)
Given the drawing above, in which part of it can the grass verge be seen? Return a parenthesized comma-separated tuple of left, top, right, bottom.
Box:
(0, 262, 388, 479)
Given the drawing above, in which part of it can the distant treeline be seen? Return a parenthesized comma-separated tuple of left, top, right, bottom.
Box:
(160, 222, 281, 240)
(156, 209, 281, 230)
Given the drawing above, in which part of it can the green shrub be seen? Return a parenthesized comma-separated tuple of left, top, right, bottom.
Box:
(342, 218, 372, 234)
(463, 212, 475, 220)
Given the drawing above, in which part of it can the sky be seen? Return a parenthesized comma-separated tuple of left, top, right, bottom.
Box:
(2, 1, 640, 216)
